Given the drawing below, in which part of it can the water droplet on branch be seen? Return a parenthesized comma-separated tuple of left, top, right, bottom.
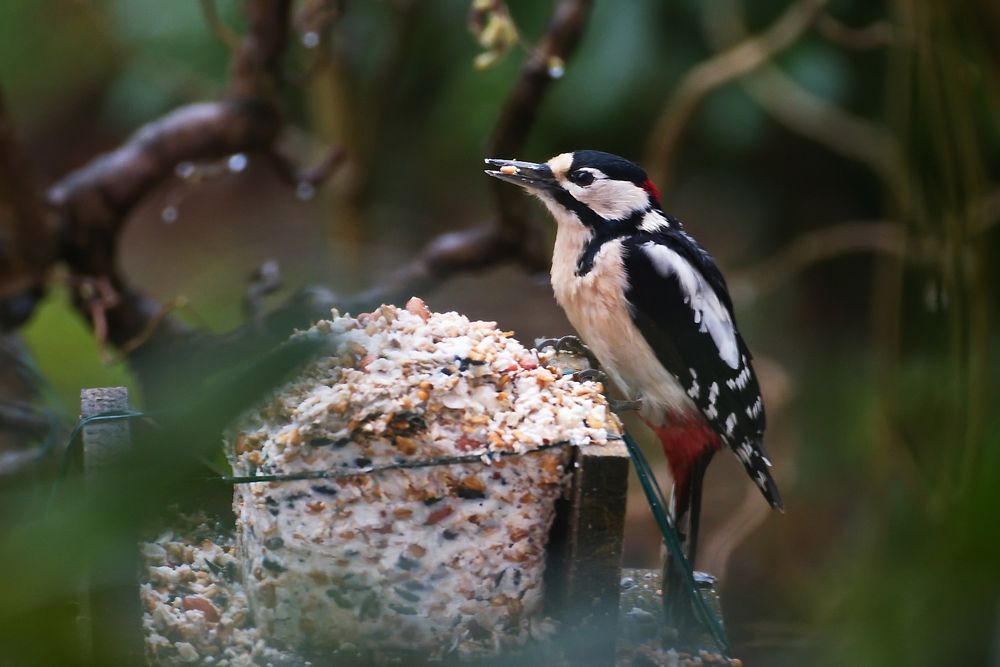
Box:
(302, 31, 320, 48)
(161, 206, 179, 223)
(296, 182, 316, 201)
(175, 162, 196, 179)
(547, 56, 565, 79)
(228, 153, 248, 173)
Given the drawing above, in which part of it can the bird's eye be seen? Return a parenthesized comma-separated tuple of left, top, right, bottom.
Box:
(569, 170, 594, 186)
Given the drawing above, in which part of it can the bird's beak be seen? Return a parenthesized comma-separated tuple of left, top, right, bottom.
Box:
(484, 158, 558, 191)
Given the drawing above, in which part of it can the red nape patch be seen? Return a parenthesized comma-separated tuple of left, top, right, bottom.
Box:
(641, 178, 661, 203)
(641, 414, 721, 518)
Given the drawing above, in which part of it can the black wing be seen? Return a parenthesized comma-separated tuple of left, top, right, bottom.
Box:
(623, 230, 782, 509)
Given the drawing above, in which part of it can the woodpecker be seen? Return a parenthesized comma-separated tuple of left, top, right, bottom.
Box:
(484, 150, 782, 567)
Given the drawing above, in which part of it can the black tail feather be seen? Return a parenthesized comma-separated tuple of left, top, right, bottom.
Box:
(732, 436, 783, 510)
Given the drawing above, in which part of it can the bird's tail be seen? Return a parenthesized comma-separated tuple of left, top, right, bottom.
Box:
(733, 436, 783, 510)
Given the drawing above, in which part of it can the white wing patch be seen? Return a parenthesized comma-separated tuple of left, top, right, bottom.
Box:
(639, 210, 670, 232)
(641, 242, 741, 369)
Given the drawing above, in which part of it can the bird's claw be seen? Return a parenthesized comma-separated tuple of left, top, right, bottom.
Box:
(537, 335, 601, 369)
(610, 398, 643, 414)
(574, 368, 607, 383)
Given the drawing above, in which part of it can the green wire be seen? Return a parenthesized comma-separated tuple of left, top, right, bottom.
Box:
(219, 441, 572, 484)
(46, 410, 147, 513)
(621, 429, 731, 655)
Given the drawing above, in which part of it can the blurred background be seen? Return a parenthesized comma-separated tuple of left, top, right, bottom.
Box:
(1, 0, 998, 664)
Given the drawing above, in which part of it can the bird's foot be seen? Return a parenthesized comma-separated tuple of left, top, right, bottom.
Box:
(573, 368, 607, 384)
(610, 397, 643, 414)
(537, 335, 601, 369)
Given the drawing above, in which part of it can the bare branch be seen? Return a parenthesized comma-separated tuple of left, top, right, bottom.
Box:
(816, 13, 894, 51)
(0, 401, 51, 438)
(49, 0, 292, 262)
(243, 259, 283, 327)
(198, 0, 242, 52)
(746, 69, 895, 177)
(0, 92, 57, 329)
(731, 220, 907, 304)
(264, 144, 345, 188)
(18, 0, 292, 400)
(0, 334, 58, 468)
(228, 0, 293, 99)
(49, 101, 280, 259)
(340, 224, 515, 313)
(702, 1, 896, 181)
(644, 0, 828, 189)
(487, 0, 592, 245)
(0, 0, 596, 411)
(318, 0, 595, 316)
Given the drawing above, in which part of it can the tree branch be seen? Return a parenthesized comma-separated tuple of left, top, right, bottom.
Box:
(339, 0, 595, 308)
(487, 0, 592, 263)
(644, 0, 828, 189)
(30, 0, 293, 400)
(731, 220, 907, 304)
(341, 224, 515, 313)
(702, 0, 896, 181)
(0, 91, 57, 329)
(0, 0, 596, 412)
(50, 100, 280, 265)
(816, 12, 894, 51)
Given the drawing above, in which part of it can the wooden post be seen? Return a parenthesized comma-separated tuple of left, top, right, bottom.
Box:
(80, 387, 145, 665)
(546, 439, 630, 666)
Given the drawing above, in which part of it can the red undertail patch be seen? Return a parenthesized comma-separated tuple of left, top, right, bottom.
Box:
(642, 414, 721, 518)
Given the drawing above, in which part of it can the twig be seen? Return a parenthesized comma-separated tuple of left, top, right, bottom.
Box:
(198, 0, 242, 52)
(0, 0, 596, 413)
(339, 224, 514, 313)
(747, 68, 895, 177)
(644, 0, 828, 189)
(264, 144, 345, 188)
(0, 91, 57, 329)
(50, 102, 277, 263)
(324, 0, 595, 310)
(243, 260, 283, 327)
(816, 12, 894, 50)
(702, 1, 897, 181)
(488, 0, 592, 244)
(115, 297, 190, 360)
(732, 220, 907, 304)
(0, 401, 50, 437)
(27, 0, 292, 401)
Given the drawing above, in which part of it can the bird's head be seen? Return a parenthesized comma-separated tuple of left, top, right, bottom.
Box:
(485, 150, 662, 230)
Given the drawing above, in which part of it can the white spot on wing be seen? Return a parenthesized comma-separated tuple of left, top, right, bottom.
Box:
(704, 381, 720, 419)
(687, 378, 700, 399)
(641, 242, 741, 369)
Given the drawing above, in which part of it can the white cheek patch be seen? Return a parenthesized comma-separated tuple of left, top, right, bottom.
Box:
(641, 242, 741, 369)
(572, 179, 650, 221)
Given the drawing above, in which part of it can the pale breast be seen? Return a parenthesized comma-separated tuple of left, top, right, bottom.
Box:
(549, 233, 695, 424)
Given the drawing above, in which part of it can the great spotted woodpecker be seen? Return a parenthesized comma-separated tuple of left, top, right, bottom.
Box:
(485, 150, 782, 566)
